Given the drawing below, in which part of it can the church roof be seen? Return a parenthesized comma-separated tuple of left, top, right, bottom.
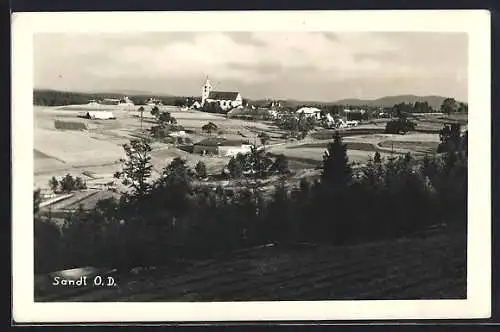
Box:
(208, 91, 240, 100)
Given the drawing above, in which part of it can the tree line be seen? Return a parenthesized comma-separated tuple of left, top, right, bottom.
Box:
(34, 132, 467, 274)
(223, 146, 290, 179)
(274, 112, 317, 139)
(33, 89, 197, 107)
(48, 174, 87, 193)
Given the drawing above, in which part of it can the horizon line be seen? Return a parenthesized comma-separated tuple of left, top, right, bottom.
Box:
(33, 87, 466, 105)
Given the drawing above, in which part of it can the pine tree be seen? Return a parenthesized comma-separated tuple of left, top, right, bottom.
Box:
(227, 156, 244, 178)
(265, 179, 291, 244)
(59, 174, 76, 193)
(154, 157, 194, 223)
(321, 131, 352, 187)
(49, 176, 59, 193)
(195, 161, 208, 179)
(269, 154, 290, 175)
(34, 189, 42, 215)
(114, 139, 153, 200)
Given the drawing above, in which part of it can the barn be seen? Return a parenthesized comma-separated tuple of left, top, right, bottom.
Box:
(85, 111, 116, 120)
(193, 137, 251, 156)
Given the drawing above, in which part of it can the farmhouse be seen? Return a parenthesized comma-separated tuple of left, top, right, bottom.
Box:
(146, 97, 163, 106)
(193, 137, 252, 157)
(201, 78, 243, 111)
(85, 111, 115, 120)
(296, 107, 322, 120)
(118, 96, 134, 105)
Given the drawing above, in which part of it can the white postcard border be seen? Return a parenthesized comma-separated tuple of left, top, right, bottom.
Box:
(12, 10, 491, 323)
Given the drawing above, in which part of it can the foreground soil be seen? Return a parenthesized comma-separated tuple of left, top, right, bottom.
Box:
(35, 227, 466, 302)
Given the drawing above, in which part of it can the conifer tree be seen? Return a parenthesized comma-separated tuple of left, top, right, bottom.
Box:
(321, 131, 352, 188)
(114, 139, 153, 201)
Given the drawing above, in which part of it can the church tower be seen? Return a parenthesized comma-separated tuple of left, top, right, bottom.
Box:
(201, 77, 212, 105)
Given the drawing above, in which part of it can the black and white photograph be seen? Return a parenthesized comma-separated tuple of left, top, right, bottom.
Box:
(12, 10, 491, 323)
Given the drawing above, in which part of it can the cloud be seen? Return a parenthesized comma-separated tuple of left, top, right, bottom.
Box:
(225, 31, 268, 47)
(34, 31, 468, 101)
(321, 32, 339, 42)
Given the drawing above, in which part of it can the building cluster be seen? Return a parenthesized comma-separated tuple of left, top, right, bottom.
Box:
(191, 78, 364, 129)
(89, 97, 135, 107)
(199, 78, 243, 111)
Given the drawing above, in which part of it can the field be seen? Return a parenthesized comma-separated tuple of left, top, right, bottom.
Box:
(33, 105, 468, 302)
(34, 105, 283, 191)
(34, 227, 466, 301)
(34, 104, 466, 195)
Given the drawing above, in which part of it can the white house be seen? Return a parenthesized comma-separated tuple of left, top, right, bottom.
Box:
(118, 96, 134, 105)
(118, 96, 135, 110)
(296, 107, 322, 120)
(201, 78, 243, 111)
(168, 130, 187, 138)
(221, 144, 253, 157)
(88, 99, 99, 106)
(146, 97, 163, 106)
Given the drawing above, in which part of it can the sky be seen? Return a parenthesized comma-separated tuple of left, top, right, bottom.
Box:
(34, 31, 468, 102)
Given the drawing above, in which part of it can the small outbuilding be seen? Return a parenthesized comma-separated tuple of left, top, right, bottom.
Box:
(193, 137, 252, 156)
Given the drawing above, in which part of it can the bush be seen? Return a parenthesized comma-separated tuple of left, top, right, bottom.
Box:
(53, 174, 86, 193)
(269, 154, 290, 175)
(34, 218, 62, 273)
(201, 102, 225, 114)
(385, 119, 417, 134)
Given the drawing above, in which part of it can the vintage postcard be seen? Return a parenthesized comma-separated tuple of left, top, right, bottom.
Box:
(12, 10, 491, 323)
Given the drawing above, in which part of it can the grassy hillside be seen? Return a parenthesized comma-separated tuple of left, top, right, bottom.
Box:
(35, 228, 465, 302)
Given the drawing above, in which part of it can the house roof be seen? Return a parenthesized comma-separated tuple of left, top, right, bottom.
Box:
(195, 137, 246, 147)
(208, 91, 240, 100)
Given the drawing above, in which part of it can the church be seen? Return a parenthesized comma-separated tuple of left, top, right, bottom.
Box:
(201, 78, 243, 111)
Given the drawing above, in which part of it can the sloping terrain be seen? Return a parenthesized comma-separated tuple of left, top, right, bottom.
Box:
(35, 229, 466, 302)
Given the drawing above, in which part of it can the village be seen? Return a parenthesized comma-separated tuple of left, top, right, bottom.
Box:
(15, 11, 486, 316)
(34, 76, 468, 224)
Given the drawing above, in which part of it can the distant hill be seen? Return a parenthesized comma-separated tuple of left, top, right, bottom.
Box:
(250, 95, 458, 110)
(34, 89, 461, 110)
(105, 89, 166, 96)
(334, 95, 456, 109)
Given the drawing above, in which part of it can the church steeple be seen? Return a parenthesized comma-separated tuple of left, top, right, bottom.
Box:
(201, 76, 212, 105)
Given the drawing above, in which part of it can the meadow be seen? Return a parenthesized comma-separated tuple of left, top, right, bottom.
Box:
(34, 104, 464, 201)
